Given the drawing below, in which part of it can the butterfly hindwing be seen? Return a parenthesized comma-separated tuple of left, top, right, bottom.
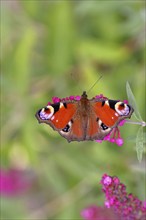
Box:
(59, 116, 85, 142)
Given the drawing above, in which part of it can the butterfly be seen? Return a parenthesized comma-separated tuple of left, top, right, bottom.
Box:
(35, 91, 134, 142)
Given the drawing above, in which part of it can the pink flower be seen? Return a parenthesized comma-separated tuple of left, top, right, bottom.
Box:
(95, 94, 108, 100)
(75, 95, 81, 100)
(123, 100, 128, 104)
(116, 138, 123, 146)
(103, 176, 112, 186)
(119, 120, 126, 126)
(0, 168, 33, 196)
(52, 97, 61, 103)
(81, 205, 120, 220)
(81, 174, 146, 220)
(51, 95, 81, 103)
(69, 95, 75, 100)
(96, 127, 124, 146)
(101, 174, 146, 220)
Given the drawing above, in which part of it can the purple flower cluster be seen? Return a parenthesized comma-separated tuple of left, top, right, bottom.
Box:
(101, 174, 146, 220)
(50, 95, 81, 104)
(47, 94, 128, 146)
(49, 94, 108, 105)
(96, 126, 124, 146)
(81, 174, 146, 220)
(81, 205, 120, 220)
(94, 94, 108, 100)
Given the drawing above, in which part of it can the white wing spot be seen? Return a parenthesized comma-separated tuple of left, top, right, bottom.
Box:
(60, 102, 64, 108)
(51, 116, 55, 120)
(105, 100, 109, 106)
(115, 102, 130, 116)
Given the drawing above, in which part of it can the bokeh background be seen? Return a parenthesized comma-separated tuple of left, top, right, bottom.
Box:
(1, 1, 145, 219)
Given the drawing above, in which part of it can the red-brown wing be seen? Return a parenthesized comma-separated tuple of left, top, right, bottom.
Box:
(36, 102, 77, 129)
(36, 102, 86, 142)
(59, 117, 85, 142)
(84, 103, 112, 140)
(59, 100, 114, 142)
(85, 99, 133, 140)
(50, 103, 77, 129)
(92, 99, 133, 128)
(93, 101, 119, 127)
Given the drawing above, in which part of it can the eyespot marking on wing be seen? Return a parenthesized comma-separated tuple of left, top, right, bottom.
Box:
(39, 106, 54, 120)
(98, 119, 111, 132)
(115, 102, 130, 116)
(60, 120, 73, 134)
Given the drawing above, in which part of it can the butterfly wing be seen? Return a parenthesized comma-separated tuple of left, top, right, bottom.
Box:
(86, 113, 112, 140)
(59, 114, 86, 142)
(36, 102, 76, 129)
(36, 101, 86, 142)
(85, 99, 133, 140)
(93, 99, 133, 126)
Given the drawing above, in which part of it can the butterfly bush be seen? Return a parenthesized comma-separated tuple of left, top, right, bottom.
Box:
(49, 94, 129, 146)
(81, 205, 121, 220)
(81, 174, 146, 220)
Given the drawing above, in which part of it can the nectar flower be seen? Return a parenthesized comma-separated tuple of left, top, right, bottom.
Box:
(96, 127, 124, 146)
(103, 176, 112, 186)
(75, 95, 81, 100)
(52, 97, 61, 103)
(81, 174, 146, 220)
(95, 94, 108, 100)
(119, 120, 126, 126)
(101, 174, 146, 220)
(51, 95, 81, 104)
(48, 93, 110, 104)
(81, 205, 120, 220)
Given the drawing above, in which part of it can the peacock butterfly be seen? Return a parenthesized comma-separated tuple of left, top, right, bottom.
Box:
(35, 91, 134, 142)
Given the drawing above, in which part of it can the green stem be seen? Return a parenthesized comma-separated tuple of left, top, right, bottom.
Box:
(125, 120, 146, 127)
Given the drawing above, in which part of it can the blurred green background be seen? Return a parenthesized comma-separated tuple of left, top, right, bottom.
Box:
(1, 1, 145, 219)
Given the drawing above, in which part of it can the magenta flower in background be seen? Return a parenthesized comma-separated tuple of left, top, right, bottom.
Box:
(81, 174, 146, 220)
(81, 205, 121, 220)
(0, 168, 33, 196)
(101, 174, 146, 219)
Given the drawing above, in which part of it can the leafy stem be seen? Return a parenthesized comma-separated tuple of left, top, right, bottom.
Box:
(126, 81, 145, 162)
(125, 120, 146, 127)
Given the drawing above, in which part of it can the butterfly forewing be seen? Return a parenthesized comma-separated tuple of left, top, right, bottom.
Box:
(36, 102, 77, 130)
(93, 101, 119, 127)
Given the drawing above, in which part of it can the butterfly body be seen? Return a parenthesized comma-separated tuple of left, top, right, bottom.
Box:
(35, 92, 134, 142)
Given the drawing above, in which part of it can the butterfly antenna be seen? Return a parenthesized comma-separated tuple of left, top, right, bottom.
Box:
(87, 75, 103, 94)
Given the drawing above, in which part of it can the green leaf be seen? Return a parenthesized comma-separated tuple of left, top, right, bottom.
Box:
(126, 81, 143, 121)
(136, 126, 144, 162)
